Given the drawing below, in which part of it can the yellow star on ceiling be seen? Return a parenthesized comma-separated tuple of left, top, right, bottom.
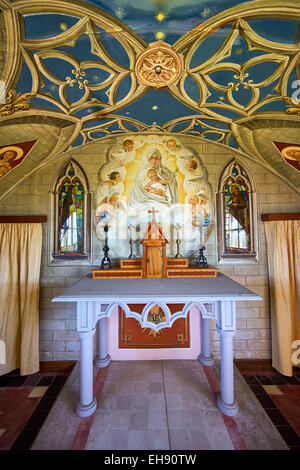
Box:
(201, 8, 211, 18)
(155, 12, 166, 23)
(115, 7, 125, 19)
(155, 31, 165, 40)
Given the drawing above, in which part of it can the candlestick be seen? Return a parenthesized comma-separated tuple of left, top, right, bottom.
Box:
(175, 223, 183, 258)
(195, 220, 208, 268)
(101, 224, 111, 269)
(128, 224, 135, 259)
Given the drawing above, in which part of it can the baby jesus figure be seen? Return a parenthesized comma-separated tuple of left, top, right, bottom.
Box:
(143, 168, 173, 203)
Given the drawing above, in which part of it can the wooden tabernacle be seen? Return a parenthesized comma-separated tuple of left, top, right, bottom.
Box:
(93, 208, 217, 279)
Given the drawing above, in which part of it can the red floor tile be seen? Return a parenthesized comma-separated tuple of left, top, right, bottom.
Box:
(0, 387, 42, 449)
(272, 386, 300, 436)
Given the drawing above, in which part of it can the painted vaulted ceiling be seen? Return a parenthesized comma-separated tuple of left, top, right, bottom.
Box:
(0, 0, 300, 199)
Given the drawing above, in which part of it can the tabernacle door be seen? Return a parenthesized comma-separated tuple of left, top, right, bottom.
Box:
(145, 244, 164, 278)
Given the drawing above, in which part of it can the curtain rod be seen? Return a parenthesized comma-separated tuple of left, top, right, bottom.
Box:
(0, 216, 47, 223)
(261, 213, 300, 221)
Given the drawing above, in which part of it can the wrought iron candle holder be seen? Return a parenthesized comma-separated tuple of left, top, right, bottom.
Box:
(101, 224, 111, 269)
(195, 220, 208, 268)
(196, 245, 208, 268)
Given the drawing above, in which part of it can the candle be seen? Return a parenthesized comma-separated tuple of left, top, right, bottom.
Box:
(175, 223, 181, 239)
(128, 224, 134, 239)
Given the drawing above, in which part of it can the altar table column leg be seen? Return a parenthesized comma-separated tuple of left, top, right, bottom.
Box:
(216, 328, 238, 416)
(76, 330, 97, 418)
(198, 316, 214, 366)
(95, 317, 111, 368)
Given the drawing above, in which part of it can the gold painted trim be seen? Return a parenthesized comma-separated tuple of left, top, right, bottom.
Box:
(0, 89, 34, 116)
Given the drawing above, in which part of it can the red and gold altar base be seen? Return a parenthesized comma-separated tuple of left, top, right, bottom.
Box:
(118, 304, 190, 349)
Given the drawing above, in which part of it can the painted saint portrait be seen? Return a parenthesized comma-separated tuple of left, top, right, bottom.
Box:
(0, 141, 37, 178)
(273, 141, 300, 172)
(0, 147, 24, 178)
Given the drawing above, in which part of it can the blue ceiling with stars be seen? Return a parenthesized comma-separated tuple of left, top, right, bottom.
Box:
(17, 0, 300, 147)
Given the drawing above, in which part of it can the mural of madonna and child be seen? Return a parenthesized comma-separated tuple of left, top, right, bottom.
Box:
(94, 136, 212, 258)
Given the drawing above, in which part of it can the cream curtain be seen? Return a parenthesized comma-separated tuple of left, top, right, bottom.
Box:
(0, 223, 42, 376)
(264, 220, 300, 376)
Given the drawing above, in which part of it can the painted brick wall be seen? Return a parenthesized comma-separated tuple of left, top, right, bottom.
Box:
(0, 135, 299, 361)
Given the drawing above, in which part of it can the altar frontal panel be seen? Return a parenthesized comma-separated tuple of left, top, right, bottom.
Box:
(118, 304, 190, 349)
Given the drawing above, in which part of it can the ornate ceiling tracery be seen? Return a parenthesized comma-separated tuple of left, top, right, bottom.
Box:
(0, 0, 300, 197)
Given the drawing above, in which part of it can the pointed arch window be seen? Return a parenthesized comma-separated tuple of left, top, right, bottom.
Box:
(217, 160, 257, 262)
(50, 159, 91, 264)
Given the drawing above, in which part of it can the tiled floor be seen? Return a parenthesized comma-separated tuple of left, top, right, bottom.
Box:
(0, 369, 72, 450)
(0, 360, 299, 450)
(236, 366, 300, 450)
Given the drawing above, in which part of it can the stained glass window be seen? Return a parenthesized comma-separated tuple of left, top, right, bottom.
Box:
(224, 173, 250, 254)
(58, 175, 84, 255)
(51, 160, 90, 263)
(218, 160, 257, 261)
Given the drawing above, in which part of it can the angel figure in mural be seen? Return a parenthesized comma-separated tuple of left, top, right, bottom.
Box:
(185, 158, 204, 177)
(129, 148, 179, 211)
(109, 138, 136, 164)
(179, 153, 205, 178)
(170, 193, 212, 255)
(175, 150, 207, 196)
(165, 137, 181, 153)
(188, 194, 212, 228)
(95, 170, 124, 206)
(95, 194, 127, 241)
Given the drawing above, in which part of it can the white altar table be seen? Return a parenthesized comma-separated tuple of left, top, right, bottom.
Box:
(52, 273, 261, 418)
